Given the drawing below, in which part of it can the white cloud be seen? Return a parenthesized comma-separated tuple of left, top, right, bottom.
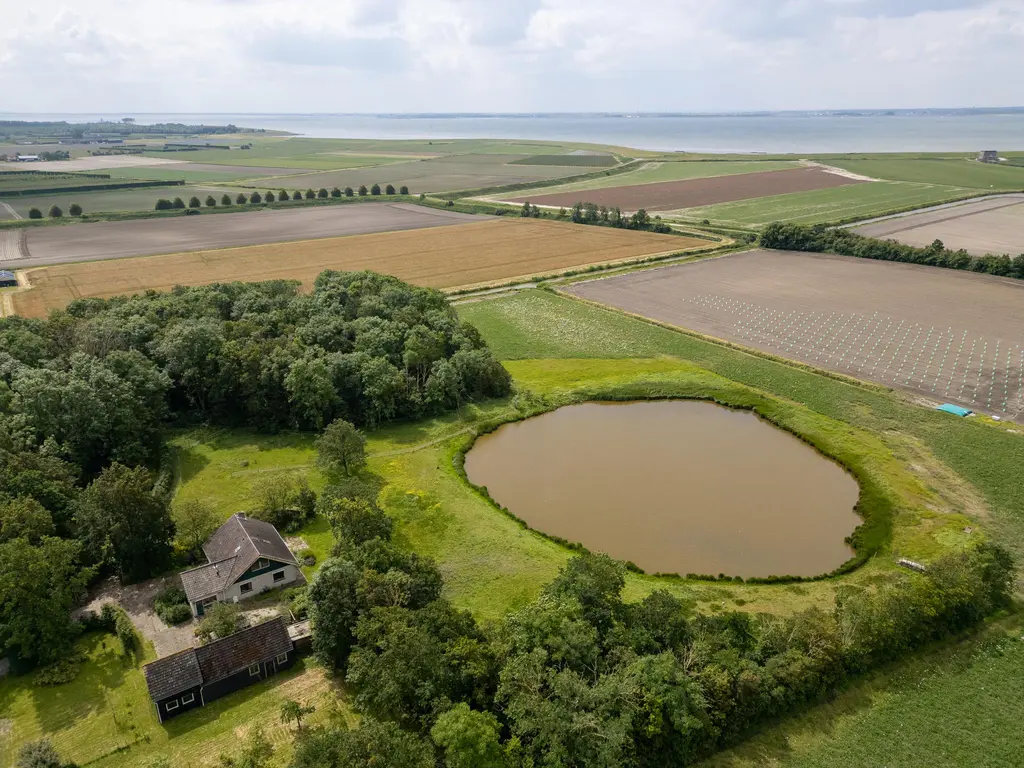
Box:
(0, 0, 1020, 112)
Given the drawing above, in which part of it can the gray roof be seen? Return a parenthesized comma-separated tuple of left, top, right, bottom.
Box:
(143, 647, 203, 701)
(142, 619, 294, 702)
(181, 514, 297, 603)
(195, 618, 293, 684)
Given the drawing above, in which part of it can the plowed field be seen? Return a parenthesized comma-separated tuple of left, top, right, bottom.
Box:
(11, 219, 697, 317)
(513, 167, 867, 212)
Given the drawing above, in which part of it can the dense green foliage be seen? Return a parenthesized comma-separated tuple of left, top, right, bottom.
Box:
(761, 221, 1024, 277)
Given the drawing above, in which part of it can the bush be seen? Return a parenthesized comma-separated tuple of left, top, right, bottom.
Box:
(154, 586, 192, 625)
(48, 205, 63, 218)
(305, 188, 316, 200)
(68, 202, 83, 216)
(280, 190, 290, 201)
(265, 191, 276, 203)
(317, 187, 328, 199)
(419, 193, 426, 201)
(154, 199, 172, 211)
(205, 195, 217, 207)
(345, 187, 354, 197)
(399, 185, 409, 195)
(331, 187, 342, 198)
(385, 184, 396, 195)
(283, 585, 311, 619)
(249, 191, 262, 204)
(196, 602, 246, 644)
(187, 196, 200, 208)
(299, 548, 317, 567)
(172, 197, 186, 209)
(358, 185, 368, 196)
(236, 193, 248, 204)
(292, 190, 303, 201)
(114, 607, 137, 657)
(28, 207, 43, 219)
(370, 183, 381, 196)
(33, 654, 84, 686)
(221, 193, 232, 206)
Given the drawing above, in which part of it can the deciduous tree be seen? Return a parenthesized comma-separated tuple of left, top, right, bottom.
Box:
(315, 419, 366, 477)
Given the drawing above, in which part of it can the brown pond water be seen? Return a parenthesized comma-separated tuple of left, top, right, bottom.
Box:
(464, 401, 861, 578)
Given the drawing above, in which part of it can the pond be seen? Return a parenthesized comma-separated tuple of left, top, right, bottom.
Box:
(464, 401, 861, 578)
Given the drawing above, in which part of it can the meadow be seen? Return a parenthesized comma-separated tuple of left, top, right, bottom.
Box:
(827, 157, 1024, 189)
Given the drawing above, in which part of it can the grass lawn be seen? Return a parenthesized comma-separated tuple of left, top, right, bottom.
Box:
(0, 633, 347, 768)
(828, 158, 1024, 190)
(673, 181, 980, 227)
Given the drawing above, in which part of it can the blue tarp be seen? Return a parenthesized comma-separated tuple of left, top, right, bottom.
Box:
(937, 403, 973, 417)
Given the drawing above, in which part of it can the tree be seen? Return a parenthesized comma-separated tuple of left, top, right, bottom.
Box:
(236, 193, 248, 204)
(221, 193, 232, 206)
(68, 202, 83, 217)
(249, 474, 302, 530)
(16, 739, 70, 768)
(154, 199, 173, 211)
(292, 720, 434, 768)
(431, 704, 506, 768)
(318, 188, 329, 199)
(187, 196, 200, 208)
(27, 207, 42, 219)
(281, 699, 316, 730)
(370, 183, 381, 196)
(358, 185, 368, 196)
(345, 187, 354, 197)
(385, 184, 396, 195)
(0, 496, 54, 543)
(73, 463, 175, 583)
(293, 190, 303, 201)
(322, 496, 392, 551)
(249, 191, 262, 204)
(309, 558, 362, 670)
(0, 537, 90, 666)
(520, 202, 533, 217)
(280, 190, 290, 201)
(48, 205, 63, 218)
(220, 726, 273, 768)
(205, 195, 217, 207)
(173, 498, 219, 558)
(305, 188, 316, 200)
(629, 208, 650, 229)
(196, 601, 246, 643)
(399, 185, 409, 195)
(265, 191, 275, 203)
(315, 419, 366, 477)
(331, 187, 342, 198)
(173, 197, 186, 209)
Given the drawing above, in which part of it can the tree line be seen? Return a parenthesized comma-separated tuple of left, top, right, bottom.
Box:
(298, 476, 1015, 768)
(153, 184, 412, 211)
(519, 200, 674, 233)
(0, 271, 509, 670)
(761, 221, 1024, 279)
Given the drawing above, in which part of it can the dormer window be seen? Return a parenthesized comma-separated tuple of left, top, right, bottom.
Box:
(256, 558, 270, 570)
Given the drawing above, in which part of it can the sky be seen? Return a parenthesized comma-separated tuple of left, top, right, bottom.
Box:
(1, 0, 1022, 113)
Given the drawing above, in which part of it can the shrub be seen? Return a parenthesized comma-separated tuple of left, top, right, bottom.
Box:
(196, 602, 246, 644)
(114, 607, 137, 657)
(399, 185, 409, 195)
(221, 193, 232, 206)
(317, 187, 328, 199)
(358, 185, 368, 196)
(187, 196, 201, 208)
(265, 191, 275, 203)
(299, 548, 317, 567)
(344, 186, 354, 197)
(33, 654, 84, 686)
(385, 184, 396, 195)
(68, 202, 82, 216)
(172, 197, 186, 209)
(331, 187, 342, 198)
(48, 205, 63, 218)
(283, 585, 311, 619)
(154, 586, 192, 625)
(280, 190, 290, 201)
(154, 199, 173, 211)
(249, 191, 262, 204)
(236, 193, 247, 204)
(370, 183, 381, 196)
(305, 188, 316, 200)
(292, 190, 303, 201)
(205, 195, 217, 207)
(419, 193, 426, 201)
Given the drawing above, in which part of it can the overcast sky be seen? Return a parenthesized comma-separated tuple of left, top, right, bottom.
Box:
(1, 0, 1021, 113)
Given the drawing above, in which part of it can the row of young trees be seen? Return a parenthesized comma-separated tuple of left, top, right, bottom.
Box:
(301, 476, 1015, 768)
(518, 200, 673, 233)
(0, 271, 509, 669)
(26, 203, 83, 219)
(761, 221, 1024, 279)
(152, 184, 412, 211)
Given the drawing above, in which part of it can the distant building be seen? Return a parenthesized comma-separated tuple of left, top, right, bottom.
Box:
(14, 154, 39, 162)
(180, 513, 303, 617)
(0, 271, 17, 288)
(978, 150, 999, 163)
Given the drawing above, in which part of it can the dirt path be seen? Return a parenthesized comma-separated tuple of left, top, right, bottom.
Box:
(799, 159, 879, 182)
(0, 201, 22, 220)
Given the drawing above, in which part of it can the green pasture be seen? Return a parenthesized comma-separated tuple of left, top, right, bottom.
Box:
(676, 181, 979, 227)
(1, 185, 237, 217)
(828, 158, 1024, 189)
(509, 154, 620, 167)
(0, 172, 129, 194)
(101, 165, 296, 184)
(0, 632, 347, 768)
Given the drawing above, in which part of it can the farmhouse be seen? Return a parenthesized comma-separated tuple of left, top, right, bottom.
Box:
(180, 513, 302, 617)
(978, 150, 999, 163)
(143, 618, 295, 723)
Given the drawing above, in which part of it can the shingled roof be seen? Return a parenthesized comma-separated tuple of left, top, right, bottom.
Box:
(180, 514, 297, 603)
(143, 618, 294, 701)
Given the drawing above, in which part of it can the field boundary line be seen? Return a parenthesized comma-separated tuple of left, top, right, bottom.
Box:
(0, 201, 22, 220)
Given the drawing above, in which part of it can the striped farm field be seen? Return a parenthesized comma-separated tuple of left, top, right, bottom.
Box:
(10, 219, 699, 317)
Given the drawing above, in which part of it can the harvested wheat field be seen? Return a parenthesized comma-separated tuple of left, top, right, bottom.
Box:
(512, 167, 867, 212)
(11, 219, 697, 317)
(568, 249, 1024, 421)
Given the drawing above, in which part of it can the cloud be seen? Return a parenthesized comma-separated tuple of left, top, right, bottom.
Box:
(0, 0, 1020, 112)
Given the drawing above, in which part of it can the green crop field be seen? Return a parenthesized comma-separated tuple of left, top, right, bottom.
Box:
(101, 165, 296, 183)
(509, 154, 620, 167)
(676, 181, 980, 227)
(0, 171, 137, 194)
(1, 185, 238, 216)
(828, 158, 1024, 189)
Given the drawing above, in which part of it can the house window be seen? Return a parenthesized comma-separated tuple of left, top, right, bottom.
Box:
(181, 693, 195, 705)
(256, 558, 270, 570)
(240, 582, 253, 594)
(276, 653, 288, 665)
(165, 699, 179, 712)
(249, 663, 261, 677)
(273, 570, 286, 582)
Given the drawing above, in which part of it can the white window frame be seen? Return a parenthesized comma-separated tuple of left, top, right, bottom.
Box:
(272, 570, 286, 582)
(248, 663, 261, 677)
(165, 699, 179, 711)
(256, 558, 270, 570)
(181, 693, 195, 705)
(275, 653, 288, 665)
(239, 581, 253, 594)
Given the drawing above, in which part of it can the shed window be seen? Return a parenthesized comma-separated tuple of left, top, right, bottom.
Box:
(273, 570, 286, 582)
(181, 693, 195, 705)
(165, 699, 179, 711)
(240, 582, 253, 594)
(249, 663, 261, 677)
(276, 653, 288, 665)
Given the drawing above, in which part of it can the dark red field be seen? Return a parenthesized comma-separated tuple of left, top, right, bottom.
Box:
(513, 167, 867, 212)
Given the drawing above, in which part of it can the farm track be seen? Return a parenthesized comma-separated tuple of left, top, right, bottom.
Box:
(0, 201, 22, 220)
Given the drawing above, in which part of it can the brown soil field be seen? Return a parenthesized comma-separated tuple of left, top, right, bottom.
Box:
(852, 194, 1024, 255)
(11, 219, 696, 318)
(568, 250, 1024, 421)
(512, 167, 867, 212)
(18, 203, 483, 267)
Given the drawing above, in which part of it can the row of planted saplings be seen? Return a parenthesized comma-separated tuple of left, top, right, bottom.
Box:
(154, 183, 412, 210)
